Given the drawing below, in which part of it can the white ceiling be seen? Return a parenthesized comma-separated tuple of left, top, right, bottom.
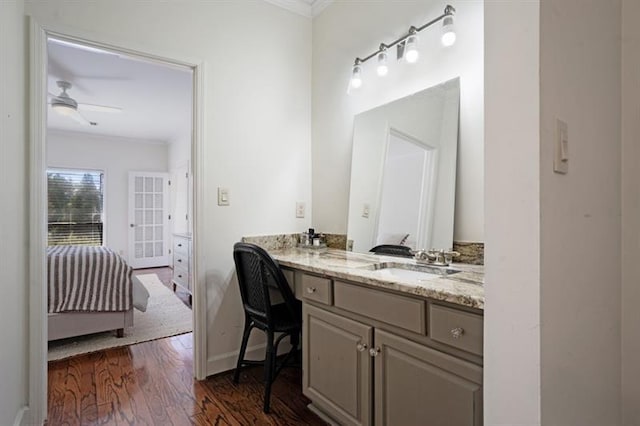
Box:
(47, 38, 192, 143)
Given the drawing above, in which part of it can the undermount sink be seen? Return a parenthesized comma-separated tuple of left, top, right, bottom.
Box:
(359, 262, 460, 281)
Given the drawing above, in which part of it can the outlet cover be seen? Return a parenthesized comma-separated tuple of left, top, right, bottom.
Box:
(296, 202, 305, 218)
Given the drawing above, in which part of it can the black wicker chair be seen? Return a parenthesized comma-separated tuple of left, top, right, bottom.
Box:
(232, 242, 301, 413)
(369, 244, 414, 258)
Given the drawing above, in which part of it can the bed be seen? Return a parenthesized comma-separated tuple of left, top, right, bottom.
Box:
(47, 245, 150, 341)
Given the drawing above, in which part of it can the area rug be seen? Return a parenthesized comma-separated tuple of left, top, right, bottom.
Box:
(48, 273, 192, 361)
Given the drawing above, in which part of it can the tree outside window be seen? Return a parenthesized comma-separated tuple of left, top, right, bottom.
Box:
(47, 169, 104, 246)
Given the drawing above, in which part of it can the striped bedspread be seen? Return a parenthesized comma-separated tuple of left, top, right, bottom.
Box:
(47, 245, 133, 313)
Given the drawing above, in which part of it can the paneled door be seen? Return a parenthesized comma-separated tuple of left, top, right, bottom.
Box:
(128, 172, 170, 269)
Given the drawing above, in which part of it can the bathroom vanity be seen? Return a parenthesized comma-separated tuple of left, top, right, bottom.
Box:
(271, 248, 484, 426)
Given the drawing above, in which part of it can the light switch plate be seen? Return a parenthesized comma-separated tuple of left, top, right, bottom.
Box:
(554, 118, 569, 174)
(296, 202, 305, 218)
(218, 187, 230, 206)
(362, 203, 370, 218)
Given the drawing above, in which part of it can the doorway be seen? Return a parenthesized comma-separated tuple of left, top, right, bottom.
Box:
(29, 20, 206, 424)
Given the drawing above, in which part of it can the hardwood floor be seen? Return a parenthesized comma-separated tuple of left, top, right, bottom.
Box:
(48, 333, 326, 425)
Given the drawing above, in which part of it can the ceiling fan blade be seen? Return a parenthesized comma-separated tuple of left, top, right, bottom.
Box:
(78, 103, 122, 113)
(68, 109, 96, 126)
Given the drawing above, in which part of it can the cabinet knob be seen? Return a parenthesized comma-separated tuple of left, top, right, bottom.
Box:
(356, 342, 368, 352)
(177, 243, 182, 247)
(177, 259, 182, 263)
(369, 347, 381, 357)
(451, 327, 465, 339)
(306, 287, 317, 294)
(178, 274, 183, 278)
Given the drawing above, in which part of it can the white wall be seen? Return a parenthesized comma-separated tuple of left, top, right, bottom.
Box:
(621, 0, 640, 424)
(484, 1, 541, 424)
(312, 0, 484, 242)
(27, 0, 312, 374)
(0, 0, 29, 424)
(47, 130, 169, 262)
(539, 1, 622, 424)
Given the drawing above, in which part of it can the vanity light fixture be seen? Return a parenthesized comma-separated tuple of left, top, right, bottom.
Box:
(441, 15, 456, 47)
(349, 4, 456, 91)
(376, 45, 389, 76)
(350, 60, 363, 89)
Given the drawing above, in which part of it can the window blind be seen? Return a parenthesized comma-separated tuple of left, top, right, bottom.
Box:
(47, 169, 104, 246)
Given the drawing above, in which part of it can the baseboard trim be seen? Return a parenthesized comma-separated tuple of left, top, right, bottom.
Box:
(13, 406, 28, 426)
(206, 341, 293, 376)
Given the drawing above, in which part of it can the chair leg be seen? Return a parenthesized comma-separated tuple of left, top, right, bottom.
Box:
(263, 330, 276, 413)
(233, 320, 252, 383)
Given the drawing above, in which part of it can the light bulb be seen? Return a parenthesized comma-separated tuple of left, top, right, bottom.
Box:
(376, 51, 388, 77)
(405, 35, 419, 64)
(441, 16, 456, 47)
(350, 63, 363, 89)
(53, 103, 75, 116)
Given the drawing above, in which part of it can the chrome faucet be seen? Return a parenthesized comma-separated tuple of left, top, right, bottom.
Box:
(414, 248, 460, 266)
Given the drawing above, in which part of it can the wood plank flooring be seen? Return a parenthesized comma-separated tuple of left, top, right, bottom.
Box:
(48, 333, 327, 425)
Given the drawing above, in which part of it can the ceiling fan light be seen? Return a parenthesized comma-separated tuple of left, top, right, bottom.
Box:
(52, 103, 76, 116)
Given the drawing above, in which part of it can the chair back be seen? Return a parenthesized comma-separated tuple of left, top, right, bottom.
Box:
(233, 242, 300, 328)
(369, 244, 414, 258)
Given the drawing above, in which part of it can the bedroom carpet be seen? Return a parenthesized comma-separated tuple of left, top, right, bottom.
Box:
(48, 273, 192, 361)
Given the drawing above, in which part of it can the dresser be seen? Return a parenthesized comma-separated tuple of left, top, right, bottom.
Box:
(172, 233, 192, 304)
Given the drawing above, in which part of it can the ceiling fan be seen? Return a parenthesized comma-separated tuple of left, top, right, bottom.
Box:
(49, 80, 122, 126)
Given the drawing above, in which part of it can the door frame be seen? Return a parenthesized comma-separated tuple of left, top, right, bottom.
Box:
(28, 17, 207, 425)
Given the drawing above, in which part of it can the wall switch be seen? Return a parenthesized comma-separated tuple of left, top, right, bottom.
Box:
(218, 187, 230, 206)
(296, 202, 305, 218)
(554, 118, 569, 174)
(362, 203, 370, 218)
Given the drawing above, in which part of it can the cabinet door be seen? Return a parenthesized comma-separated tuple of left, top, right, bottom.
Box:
(303, 304, 372, 426)
(374, 329, 483, 426)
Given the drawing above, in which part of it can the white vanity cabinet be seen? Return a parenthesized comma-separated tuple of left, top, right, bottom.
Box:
(172, 233, 192, 304)
(287, 269, 484, 426)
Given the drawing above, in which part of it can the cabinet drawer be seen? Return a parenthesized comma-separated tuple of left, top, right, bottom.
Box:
(429, 304, 483, 356)
(173, 265, 189, 288)
(173, 253, 189, 268)
(173, 238, 189, 257)
(334, 281, 425, 334)
(300, 274, 332, 305)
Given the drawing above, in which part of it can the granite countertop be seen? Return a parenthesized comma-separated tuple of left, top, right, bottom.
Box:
(270, 248, 485, 310)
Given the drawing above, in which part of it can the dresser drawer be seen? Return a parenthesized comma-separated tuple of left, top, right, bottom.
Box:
(333, 280, 426, 334)
(173, 265, 189, 288)
(429, 304, 483, 356)
(173, 252, 189, 268)
(299, 274, 332, 305)
(173, 238, 189, 257)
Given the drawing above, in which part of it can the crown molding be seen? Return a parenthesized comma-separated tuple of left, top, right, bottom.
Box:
(263, 0, 333, 18)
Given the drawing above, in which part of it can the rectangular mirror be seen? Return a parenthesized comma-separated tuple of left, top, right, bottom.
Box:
(347, 78, 460, 254)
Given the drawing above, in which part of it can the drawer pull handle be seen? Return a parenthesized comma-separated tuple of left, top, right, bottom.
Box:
(451, 327, 465, 339)
(306, 287, 317, 294)
(369, 347, 381, 357)
(356, 342, 368, 352)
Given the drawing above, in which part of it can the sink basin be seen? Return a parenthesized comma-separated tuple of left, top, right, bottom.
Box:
(359, 262, 460, 281)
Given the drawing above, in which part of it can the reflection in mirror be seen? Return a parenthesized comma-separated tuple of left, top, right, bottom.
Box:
(347, 78, 460, 254)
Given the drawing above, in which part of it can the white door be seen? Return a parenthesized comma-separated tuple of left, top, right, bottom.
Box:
(128, 172, 170, 269)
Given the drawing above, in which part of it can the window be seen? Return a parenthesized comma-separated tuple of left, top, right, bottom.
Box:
(47, 169, 104, 246)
